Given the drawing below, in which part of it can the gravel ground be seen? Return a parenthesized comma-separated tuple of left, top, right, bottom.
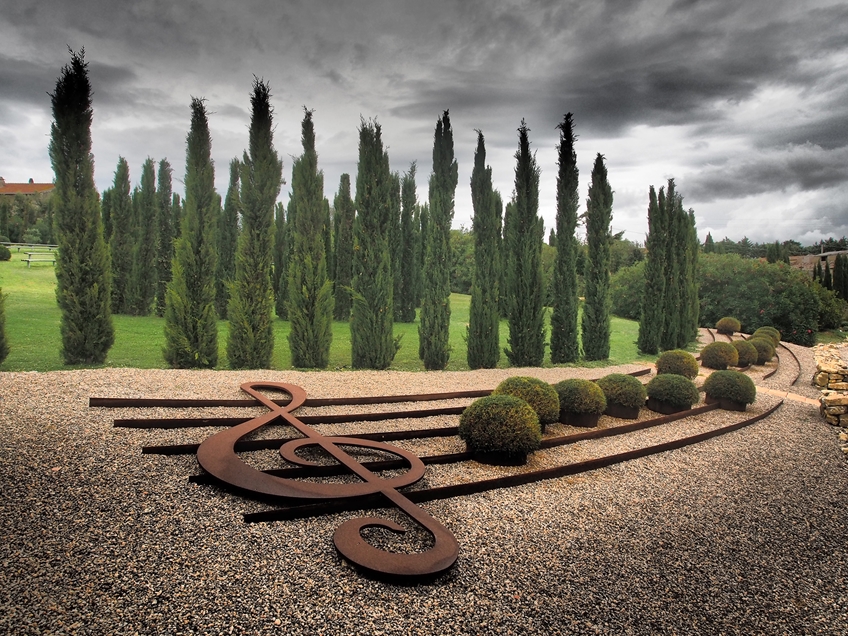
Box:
(1, 342, 846, 635)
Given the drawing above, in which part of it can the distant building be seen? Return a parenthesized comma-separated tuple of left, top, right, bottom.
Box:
(0, 177, 55, 200)
(790, 250, 848, 275)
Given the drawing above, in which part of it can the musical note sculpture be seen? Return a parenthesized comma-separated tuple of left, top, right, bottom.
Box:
(196, 382, 458, 581)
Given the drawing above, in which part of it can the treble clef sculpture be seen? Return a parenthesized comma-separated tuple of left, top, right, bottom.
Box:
(196, 382, 459, 580)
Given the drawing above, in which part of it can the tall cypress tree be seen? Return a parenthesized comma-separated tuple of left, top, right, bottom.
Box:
(685, 208, 700, 343)
(419, 111, 457, 370)
(549, 113, 580, 363)
(660, 182, 682, 351)
(823, 259, 833, 290)
(163, 97, 218, 368)
(274, 202, 288, 318)
(332, 174, 355, 321)
(504, 120, 545, 367)
(395, 163, 419, 323)
(154, 159, 173, 316)
(499, 199, 514, 319)
(351, 119, 400, 369)
(49, 48, 114, 364)
(227, 78, 283, 369)
(100, 188, 113, 243)
(582, 153, 613, 361)
(637, 185, 666, 354)
(217, 158, 240, 318)
(703, 232, 715, 253)
(466, 130, 502, 369)
(172, 193, 182, 239)
(109, 157, 133, 314)
(413, 202, 427, 308)
(286, 109, 334, 368)
(128, 157, 157, 315)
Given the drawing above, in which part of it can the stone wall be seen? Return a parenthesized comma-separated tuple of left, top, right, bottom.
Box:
(813, 343, 848, 428)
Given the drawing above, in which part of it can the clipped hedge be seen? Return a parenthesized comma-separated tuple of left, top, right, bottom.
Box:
(458, 394, 542, 457)
(655, 349, 699, 379)
(747, 337, 776, 365)
(596, 373, 647, 410)
(492, 376, 560, 425)
(752, 326, 781, 346)
(732, 340, 758, 367)
(646, 374, 700, 409)
(715, 316, 741, 335)
(554, 379, 607, 416)
(703, 370, 757, 405)
(700, 341, 739, 370)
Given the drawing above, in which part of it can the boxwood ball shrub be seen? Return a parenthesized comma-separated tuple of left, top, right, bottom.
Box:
(752, 326, 781, 346)
(699, 341, 739, 370)
(732, 340, 758, 367)
(596, 373, 647, 410)
(703, 370, 757, 405)
(715, 316, 741, 335)
(492, 376, 560, 424)
(655, 349, 699, 379)
(747, 337, 775, 365)
(646, 374, 700, 409)
(554, 379, 607, 417)
(458, 394, 541, 456)
(0, 245, 10, 261)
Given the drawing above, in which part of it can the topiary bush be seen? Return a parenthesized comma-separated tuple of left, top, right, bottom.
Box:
(596, 373, 647, 410)
(699, 341, 739, 370)
(0, 245, 10, 261)
(646, 374, 700, 409)
(655, 349, 699, 379)
(747, 337, 775, 365)
(732, 340, 758, 367)
(458, 394, 542, 459)
(752, 326, 781, 346)
(715, 316, 741, 335)
(492, 376, 560, 425)
(553, 379, 607, 417)
(703, 370, 756, 406)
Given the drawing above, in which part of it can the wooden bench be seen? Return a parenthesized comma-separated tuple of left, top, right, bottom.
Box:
(23, 252, 56, 268)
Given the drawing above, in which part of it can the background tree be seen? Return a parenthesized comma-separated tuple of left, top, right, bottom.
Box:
(351, 119, 400, 369)
(217, 158, 240, 318)
(419, 111, 458, 370)
(100, 189, 112, 243)
(703, 232, 715, 253)
(128, 157, 157, 315)
(49, 48, 114, 364)
(286, 109, 334, 368)
(823, 259, 833, 290)
(582, 153, 613, 361)
(227, 78, 283, 369)
(682, 207, 700, 344)
(163, 97, 219, 368)
(466, 130, 502, 369)
(413, 202, 427, 308)
(549, 113, 581, 363)
(172, 193, 182, 240)
(637, 186, 666, 354)
(154, 159, 173, 316)
(332, 174, 355, 321)
(274, 202, 289, 318)
(395, 163, 419, 323)
(504, 120, 545, 367)
(109, 157, 133, 314)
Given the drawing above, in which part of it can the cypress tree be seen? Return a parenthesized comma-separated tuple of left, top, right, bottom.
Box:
(395, 163, 419, 323)
(823, 259, 833, 290)
(419, 111, 457, 370)
(499, 199, 514, 319)
(109, 157, 133, 314)
(49, 48, 114, 364)
(100, 188, 112, 242)
(217, 159, 240, 319)
(549, 113, 580, 363)
(703, 232, 715, 253)
(637, 186, 665, 354)
(660, 181, 682, 351)
(323, 198, 333, 283)
(286, 109, 334, 368)
(685, 208, 700, 342)
(504, 121, 545, 367)
(582, 153, 613, 361)
(466, 130, 502, 369)
(351, 119, 400, 369)
(274, 202, 289, 318)
(154, 159, 173, 316)
(0, 289, 8, 365)
(128, 157, 157, 315)
(227, 78, 283, 369)
(172, 193, 182, 239)
(414, 202, 428, 308)
(163, 97, 218, 368)
(332, 174, 355, 321)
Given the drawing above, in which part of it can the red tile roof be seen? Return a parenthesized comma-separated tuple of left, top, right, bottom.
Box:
(0, 182, 55, 196)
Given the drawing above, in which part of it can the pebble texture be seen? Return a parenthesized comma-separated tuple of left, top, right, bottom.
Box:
(1, 339, 846, 635)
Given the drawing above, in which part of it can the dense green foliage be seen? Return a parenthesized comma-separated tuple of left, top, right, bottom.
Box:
(49, 49, 114, 364)
(610, 260, 645, 320)
(154, 159, 174, 317)
(332, 175, 355, 321)
(716, 316, 740, 335)
(419, 111, 457, 370)
(458, 394, 541, 457)
(395, 164, 419, 323)
(553, 378, 606, 416)
(549, 113, 581, 363)
(216, 159, 240, 319)
(703, 370, 757, 405)
(637, 186, 665, 354)
(813, 282, 846, 330)
(732, 340, 758, 367)
(747, 337, 775, 365)
(646, 374, 699, 409)
(0, 245, 10, 261)
(108, 157, 133, 314)
(128, 157, 157, 315)
(700, 341, 739, 370)
(596, 373, 646, 410)
(163, 98, 219, 368)
(582, 154, 613, 360)
(655, 349, 699, 379)
(834, 253, 848, 300)
(227, 79, 283, 369)
(466, 131, 502, 369)
(0, 289, 9, 364)
(492, 376, 560, 424)
(504, 121, 545, 366)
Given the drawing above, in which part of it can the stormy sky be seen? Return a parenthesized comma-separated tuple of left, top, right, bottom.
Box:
(2, 0, 847, 244)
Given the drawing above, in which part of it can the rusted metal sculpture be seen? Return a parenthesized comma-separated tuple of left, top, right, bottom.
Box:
(195, 382, 458, 581)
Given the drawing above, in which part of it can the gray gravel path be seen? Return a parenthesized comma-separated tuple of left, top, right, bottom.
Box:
(1, 348, 846, 635)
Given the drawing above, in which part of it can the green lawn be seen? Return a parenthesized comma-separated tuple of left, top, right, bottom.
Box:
(0, 252, 655, 371)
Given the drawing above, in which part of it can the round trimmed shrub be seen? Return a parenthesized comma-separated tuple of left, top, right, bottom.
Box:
(703, 370, 756, 405)
(596, 373, 647, 410)
(752, 326, 781, 346)
(554, 379, 607, 417)
(492, 376, 560, 425)
(715, 316, 741, 335)
(699, 341, 739, 370)
(747, 337, 775, 365)
(0, 245, 10, 262)
(732, 340, 758, 367)
(646, 374, 700, 409)
(655, 349, 699, 379)
(458, 394, 541, 456)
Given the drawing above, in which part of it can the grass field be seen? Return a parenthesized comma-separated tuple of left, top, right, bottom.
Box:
(0, 251, 658, 372)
